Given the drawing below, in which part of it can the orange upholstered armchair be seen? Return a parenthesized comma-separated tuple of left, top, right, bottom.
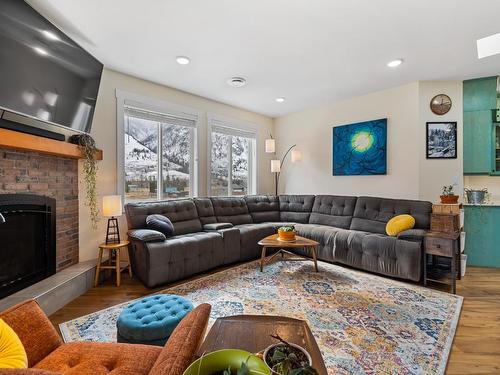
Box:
(0, 300, 211, 375)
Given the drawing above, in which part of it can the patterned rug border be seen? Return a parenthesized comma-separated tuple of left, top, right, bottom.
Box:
(59, 259, 463, 374)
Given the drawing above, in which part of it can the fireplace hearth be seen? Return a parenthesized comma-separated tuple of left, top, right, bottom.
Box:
(0, 194, 56, 298)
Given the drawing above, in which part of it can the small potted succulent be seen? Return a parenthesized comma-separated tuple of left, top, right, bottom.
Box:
(440, 184, 459, 204)
(277, 225, 296, 242)
(263, 335, 317, 375)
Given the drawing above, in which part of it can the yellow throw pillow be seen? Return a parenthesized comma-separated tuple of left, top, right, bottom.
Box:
(0, 319, 28, 369)
(386, 214, 416, 236)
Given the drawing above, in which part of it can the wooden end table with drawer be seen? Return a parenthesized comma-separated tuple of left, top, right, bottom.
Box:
(423, 231, 460, 294)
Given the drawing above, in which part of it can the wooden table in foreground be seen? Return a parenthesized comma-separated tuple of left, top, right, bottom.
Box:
(197, 315, 327, 375)
(258, 234, 319, 272)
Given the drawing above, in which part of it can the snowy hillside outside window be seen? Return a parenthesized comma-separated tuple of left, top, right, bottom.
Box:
(210, 123, 256, 196)
(124, 106, 195, 202)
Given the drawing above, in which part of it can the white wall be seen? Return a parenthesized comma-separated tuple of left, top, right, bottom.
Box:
(418, 81, 463, 201)
(274, 82, 421, 198)
(79, 68, 274, 262)
(274, 81, 463, 201)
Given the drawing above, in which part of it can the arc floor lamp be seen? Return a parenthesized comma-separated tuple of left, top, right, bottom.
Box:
(265, 135, 302, 195)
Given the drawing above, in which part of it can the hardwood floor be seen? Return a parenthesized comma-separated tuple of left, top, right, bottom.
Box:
(49, 266, 500, 374)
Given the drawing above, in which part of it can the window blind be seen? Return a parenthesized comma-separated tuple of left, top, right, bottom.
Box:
(211, 124, 256, 139)
(124, 106, 196, 128)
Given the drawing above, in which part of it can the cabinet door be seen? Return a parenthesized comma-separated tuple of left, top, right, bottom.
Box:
(463, 110, 493, 174)
(463, 77, 498, 112)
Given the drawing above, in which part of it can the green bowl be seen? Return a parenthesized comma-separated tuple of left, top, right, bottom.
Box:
(183, 349, 271, 375)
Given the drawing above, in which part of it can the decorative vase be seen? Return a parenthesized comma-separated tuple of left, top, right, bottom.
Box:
(440, 195, 459, 204)
(278, 229, 296, 242)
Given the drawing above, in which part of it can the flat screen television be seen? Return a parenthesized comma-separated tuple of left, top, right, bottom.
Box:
(0, 0, 103, 134)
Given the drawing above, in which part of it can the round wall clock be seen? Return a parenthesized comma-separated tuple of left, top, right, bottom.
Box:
(430, 94, 452, 115)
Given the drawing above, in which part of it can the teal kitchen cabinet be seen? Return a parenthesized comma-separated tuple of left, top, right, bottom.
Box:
(464, 205, 500, 268)
(463, 110, 493, 174)
(463, 76, 498, 112)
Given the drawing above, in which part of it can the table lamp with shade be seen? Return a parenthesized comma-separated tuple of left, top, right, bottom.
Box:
(103, 195, 122, 244)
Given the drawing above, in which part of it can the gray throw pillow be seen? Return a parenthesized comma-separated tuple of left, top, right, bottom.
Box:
(146, 214, 174, 237)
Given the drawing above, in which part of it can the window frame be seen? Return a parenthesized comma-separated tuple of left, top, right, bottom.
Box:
(116, 89, 201, 201)
(207, 112, 258, 196)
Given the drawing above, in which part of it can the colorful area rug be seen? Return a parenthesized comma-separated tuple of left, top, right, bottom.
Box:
(60, 260, 462, 375)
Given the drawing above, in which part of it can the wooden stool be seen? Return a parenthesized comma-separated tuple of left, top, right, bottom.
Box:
(94, 240, 132, 287)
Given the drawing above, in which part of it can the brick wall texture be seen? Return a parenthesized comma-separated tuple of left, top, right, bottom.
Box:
(0, 148, 79, 270)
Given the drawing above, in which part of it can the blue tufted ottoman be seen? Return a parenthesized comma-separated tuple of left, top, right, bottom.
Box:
(116, 294, 193, 346)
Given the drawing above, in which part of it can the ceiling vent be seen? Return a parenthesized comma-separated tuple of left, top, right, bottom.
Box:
(227, 77, 247, 87)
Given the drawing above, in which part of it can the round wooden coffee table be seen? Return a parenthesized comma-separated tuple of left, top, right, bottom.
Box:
(258, 234, 319, 272)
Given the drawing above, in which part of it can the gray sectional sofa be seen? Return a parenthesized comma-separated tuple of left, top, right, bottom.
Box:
(125, 195, 432, 288)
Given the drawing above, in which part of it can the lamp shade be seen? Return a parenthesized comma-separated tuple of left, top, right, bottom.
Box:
(291, 149, 302, 162)
(103, 195, 122, 217)
(265, 138, 276, 153)
(271, 159, 281, 173)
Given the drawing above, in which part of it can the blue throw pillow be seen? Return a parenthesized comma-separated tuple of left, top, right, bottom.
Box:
(146, 214, 174, 237)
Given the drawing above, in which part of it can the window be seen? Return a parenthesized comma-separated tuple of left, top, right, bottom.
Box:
(209, 117, 257, 196)
(123, 106, 196, 202)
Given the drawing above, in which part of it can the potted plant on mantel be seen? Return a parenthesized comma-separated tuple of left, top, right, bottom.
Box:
(440, 184, 459, 204)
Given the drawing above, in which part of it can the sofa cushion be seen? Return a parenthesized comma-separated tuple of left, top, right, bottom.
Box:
(0, 300, 62, 367)
(210, 197, 253, 225)
(294, 223, 343, 263)
(125, 200, 202, 235)
(385, 214, 415, 236)
(136, 232, 225, 287)
(128, 229, 166, 243)
(193, 198, 217, 225)
(309, 195, 357, 229)
(0, 319, 28, 369)
(279, 195, 315, 223)
(334, 230, 421, 281)
(235, 223, 277, 261)
(350, 196, 432, 234)
(244, 195, 280, 223)
(146, 214, 174, 237)
(34, 342, 161, 375)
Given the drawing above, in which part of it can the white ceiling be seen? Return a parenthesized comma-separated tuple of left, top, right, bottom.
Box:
(28, 0, 500, 118)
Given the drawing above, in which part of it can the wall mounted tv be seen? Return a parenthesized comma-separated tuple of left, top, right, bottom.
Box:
(0, 0, 103, 135)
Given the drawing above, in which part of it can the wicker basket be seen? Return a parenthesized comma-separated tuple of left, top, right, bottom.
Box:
(430, 213, 460, 233)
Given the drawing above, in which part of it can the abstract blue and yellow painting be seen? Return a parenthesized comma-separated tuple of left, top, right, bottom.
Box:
(332, 118, 387, 175)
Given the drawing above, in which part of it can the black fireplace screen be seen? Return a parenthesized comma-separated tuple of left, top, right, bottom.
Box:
(0, 194, 56, 299)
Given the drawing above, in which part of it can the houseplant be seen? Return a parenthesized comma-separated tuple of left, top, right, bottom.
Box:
(263, 335, 317, 375)
(69, 134, 100, 229)
(277, 225, 296, 242)
(440, 184, 459, 204)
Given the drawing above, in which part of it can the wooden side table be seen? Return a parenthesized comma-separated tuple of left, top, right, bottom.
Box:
(423, 231, 460, 294)
(94, 240, 132, 287)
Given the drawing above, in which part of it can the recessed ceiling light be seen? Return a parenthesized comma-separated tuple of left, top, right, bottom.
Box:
(176, 56, 190, 65)
(477, 33, 500, 59)
(33, 46, 49, 56)
(42, 30, 60, 41)
(227, 77, 247, 87)
(387, 59, 403, 68)
(275, 97, 285, 103)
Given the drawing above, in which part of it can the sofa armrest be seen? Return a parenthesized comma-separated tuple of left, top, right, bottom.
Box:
(397, 229, 428, 243)
(0, 300, 62, 367)
(128, 229, 166, 242)
(203, 223, 233, 231)
(149, 304, 211, 375)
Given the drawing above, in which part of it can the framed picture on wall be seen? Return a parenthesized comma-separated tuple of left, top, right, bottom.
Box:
(426, 122, 457, 159)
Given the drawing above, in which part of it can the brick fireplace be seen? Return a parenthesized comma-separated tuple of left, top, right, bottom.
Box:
(0, 148, 79, 270)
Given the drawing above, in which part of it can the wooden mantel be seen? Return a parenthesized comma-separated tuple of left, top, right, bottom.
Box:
(0, 128, 103, 160)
